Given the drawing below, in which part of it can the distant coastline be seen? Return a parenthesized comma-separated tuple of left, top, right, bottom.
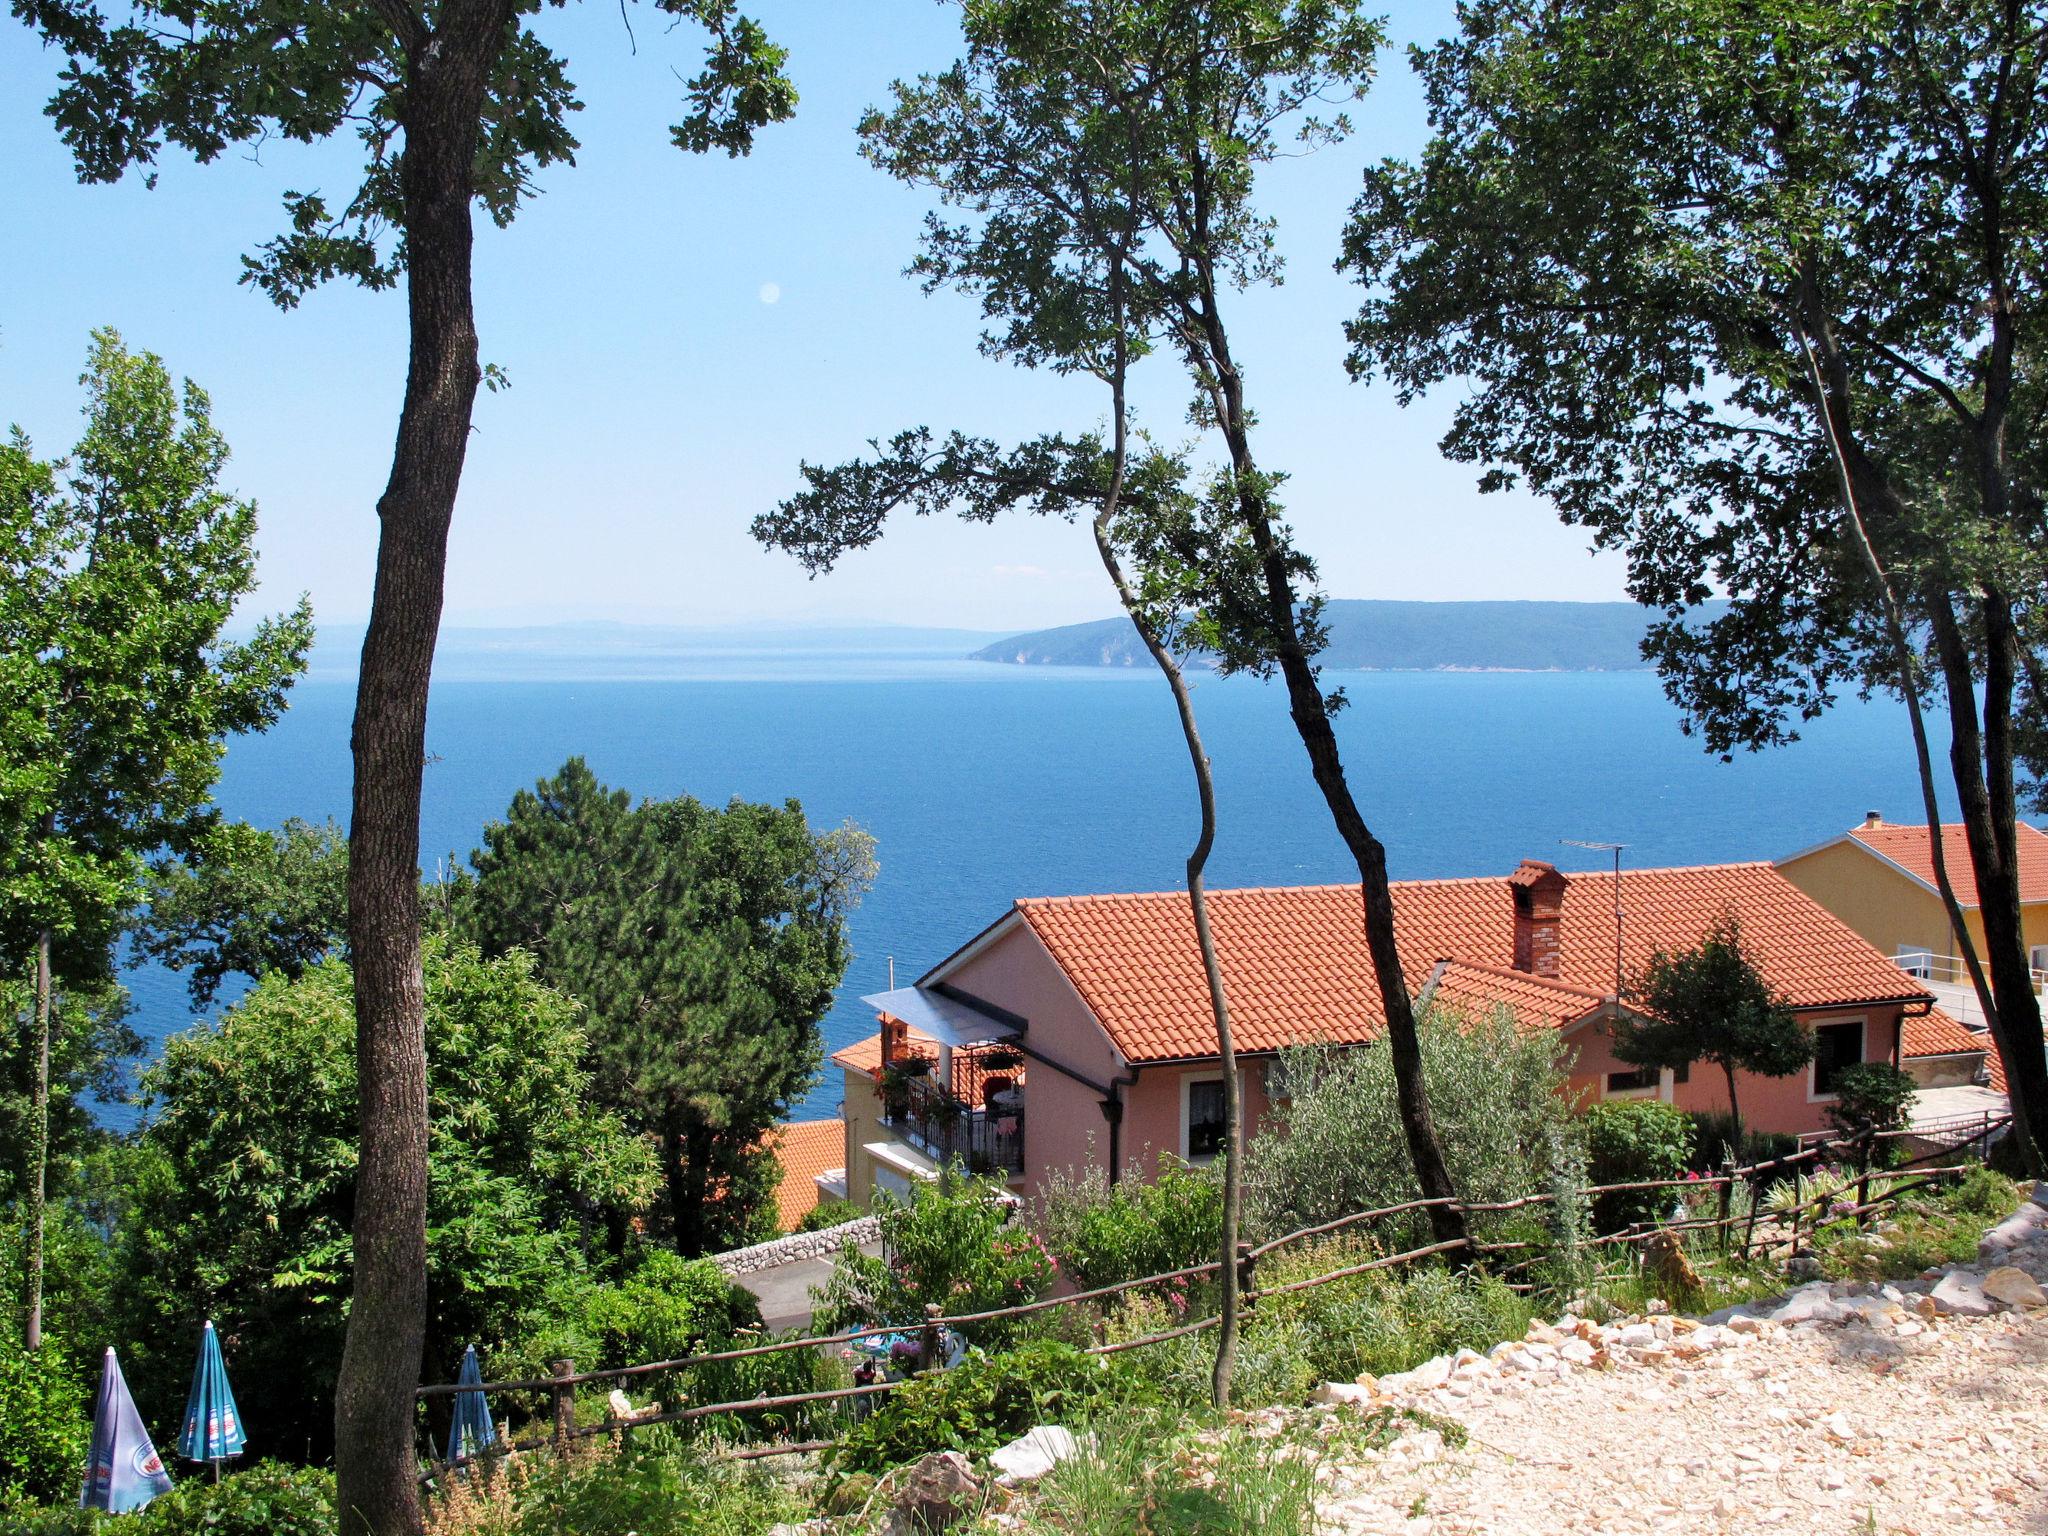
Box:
(969, 599, 1722, 674)
(278, 601, 1721, 682)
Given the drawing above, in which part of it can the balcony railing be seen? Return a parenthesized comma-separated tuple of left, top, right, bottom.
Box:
(1894, 948, 2048, 993)
(881, 1071, 1024, 1178)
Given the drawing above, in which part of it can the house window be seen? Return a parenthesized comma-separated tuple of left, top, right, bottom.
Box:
(1604, 1066, 1659, 1098)
(1183, 1076, 1227, 1162)
(1811, 1020, 1865, 1099)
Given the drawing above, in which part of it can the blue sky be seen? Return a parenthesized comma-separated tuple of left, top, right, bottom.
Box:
(1, 1, 1632, 634)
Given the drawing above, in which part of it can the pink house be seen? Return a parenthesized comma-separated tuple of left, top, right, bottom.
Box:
(832, 859, 1974, 1204)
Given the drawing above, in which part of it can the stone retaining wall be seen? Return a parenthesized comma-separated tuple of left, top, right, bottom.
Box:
(712, 1215, 881, 1277)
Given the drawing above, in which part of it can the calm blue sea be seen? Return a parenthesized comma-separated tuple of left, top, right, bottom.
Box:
(102, 658, 1952, 1130)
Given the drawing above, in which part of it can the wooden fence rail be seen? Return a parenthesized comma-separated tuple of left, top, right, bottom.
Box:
(417, 1114, 2008, 1480)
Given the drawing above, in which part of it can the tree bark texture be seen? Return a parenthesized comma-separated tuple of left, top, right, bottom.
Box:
(23, 929, 50, 1352)
(1173, 241, 1465, 1248)
(335, 9, 505, 1532)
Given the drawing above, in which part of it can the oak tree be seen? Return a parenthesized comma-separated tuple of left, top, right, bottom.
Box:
(1343, 0, 2048, 1172)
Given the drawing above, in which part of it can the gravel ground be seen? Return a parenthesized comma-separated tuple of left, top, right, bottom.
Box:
(1317, 1199, 2048, 1536)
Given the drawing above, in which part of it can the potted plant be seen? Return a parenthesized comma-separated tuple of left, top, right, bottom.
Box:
(977, 1047, 1023, 1074)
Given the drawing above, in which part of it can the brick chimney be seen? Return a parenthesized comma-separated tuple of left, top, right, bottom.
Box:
(1509, 860, 1570, 978)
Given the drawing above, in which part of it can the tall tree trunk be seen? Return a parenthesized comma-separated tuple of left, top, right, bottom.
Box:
(1722, 1061, 1742, 1158)
(1794, 298, 2048, 1174)
(1931, 596, 2048, 1174)
(23, 929, 50, 1352)
(334, 17, 498, 1531)
(1178, 274, 1464, 1250)
(1085, 262, 1242, 1404)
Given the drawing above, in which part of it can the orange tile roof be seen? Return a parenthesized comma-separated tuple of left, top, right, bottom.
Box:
(1901, 1008, 1989, 1062)
(1422, 960, 1608, 1035)
(830, 1026, 934, 1078)
(1845, 820, 2048, 907)
(761, 1118, 845, 1232)
(1012, 863, 1933, 1065)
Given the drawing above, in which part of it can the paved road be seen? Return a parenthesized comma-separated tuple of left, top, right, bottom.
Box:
(733, 1242, 883, 1333)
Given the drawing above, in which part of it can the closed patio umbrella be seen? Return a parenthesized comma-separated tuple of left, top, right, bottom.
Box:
(177, 1320, 246, 1479)
(80, 1347, 173, 1513)
(445, 1345, 497, 1468)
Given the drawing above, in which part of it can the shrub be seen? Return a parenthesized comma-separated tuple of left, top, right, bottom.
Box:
(1946, 1164, 2021, 1220)
(423, 1429, 804, 1536)
(1581, 1102, 1693, 1234)
(0, 1334, 90, 1507)
(1104, 1241, 1529, 1410)
(814, 1173, 1052, 1345)
(1686, 1111, 1795, 1171)
(1035, 1161, 1223, 1292)
(826, 1340, 1133, 1480)
(1246, 1005, 1577, 1248)
(798, 1198, 864, 1233)
(130, 1462, 336, 1536)
(1826, 1063, 1918, 1150)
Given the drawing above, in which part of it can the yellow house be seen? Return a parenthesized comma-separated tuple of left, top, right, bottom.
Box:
(1777, 813, 2048, 1025)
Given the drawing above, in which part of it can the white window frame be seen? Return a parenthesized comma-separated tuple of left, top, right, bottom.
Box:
(1179, 1071, 1230, 1164)
(1601, 1064, 1677, 1103)
(1807, 1017, 1868, 1104)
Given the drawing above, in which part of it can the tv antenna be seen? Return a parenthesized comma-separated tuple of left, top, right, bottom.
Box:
(1560, 839, 1627, 995)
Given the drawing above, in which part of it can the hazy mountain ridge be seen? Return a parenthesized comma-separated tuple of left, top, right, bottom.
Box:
(970, 600, 1722, 672)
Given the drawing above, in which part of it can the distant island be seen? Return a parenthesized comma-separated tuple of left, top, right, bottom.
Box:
(969, 599, 1720, 672)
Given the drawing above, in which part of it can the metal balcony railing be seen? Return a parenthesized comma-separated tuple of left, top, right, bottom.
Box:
(881, 1071, 1024, 1177)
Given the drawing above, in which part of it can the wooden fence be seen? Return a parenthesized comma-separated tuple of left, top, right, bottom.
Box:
(416, 1115, 2007, 1479)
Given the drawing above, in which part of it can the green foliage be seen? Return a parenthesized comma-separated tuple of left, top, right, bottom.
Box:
(1613, 920, 1810, 1144)
(1946, 1165, 2022, 1220)
(128, 1463, 337, 1536)
(1036, 1161, 1223, 1291)
(0, 977, 138, 1204)
(0, 1332, 89, 1506)
(1826, 1063, 1919, 1146)
(1010, 1408, 1343, 1536)
(424, 1430, 805, 1536)
(798, 1198, 864, 1234)
(1685, 1111, 1796, 1172)
(1246, 1006, 1577, 1248)
(815, 1174, 1053, 1344)
(826, 1340, 1129, 1479)
(1582, 1102, 1695, 1234)
(1106, 1243, 1529, 1409)
(113, 940, 656, 1459)
(134, 818, 348, 1007)
(458, 758, 873, 1255)
(0, 329, 311, 977)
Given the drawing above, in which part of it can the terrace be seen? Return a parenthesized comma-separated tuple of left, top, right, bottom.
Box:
(863, 986, 1026, 1180)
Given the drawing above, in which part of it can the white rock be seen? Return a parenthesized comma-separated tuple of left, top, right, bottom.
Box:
(1932, 1271, 1996, 1317)
(1560, 1338, 1597, 1365)
(1726, 1313, 1766, 1335)
(1500, 1347, 1545, 1374)
(1982, 1266, 2048, 1308)
(1312, 1381, 1376, 1407)
(1616, 1322, 1657, 1349)
(987, 1433, 1089, 1490)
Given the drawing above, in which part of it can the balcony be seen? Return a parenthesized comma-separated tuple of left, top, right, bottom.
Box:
(1895, 947, 2047, 1030)
(880, 1060, 1025, 1178)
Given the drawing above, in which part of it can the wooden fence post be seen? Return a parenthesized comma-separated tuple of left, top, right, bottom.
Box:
(550, 1359, 575, 1452)
(919, 1303, 943, 1374)
(1716, 1179, 1732, 1255)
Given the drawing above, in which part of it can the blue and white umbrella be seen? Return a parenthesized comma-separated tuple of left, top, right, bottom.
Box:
(445, 1345, 497, 1467)
(80, 1347, 173, 1513)
(177, 1320, 246, 1473)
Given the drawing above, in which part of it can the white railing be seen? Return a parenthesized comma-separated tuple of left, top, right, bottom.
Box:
(1894, 948, 2048, 993)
